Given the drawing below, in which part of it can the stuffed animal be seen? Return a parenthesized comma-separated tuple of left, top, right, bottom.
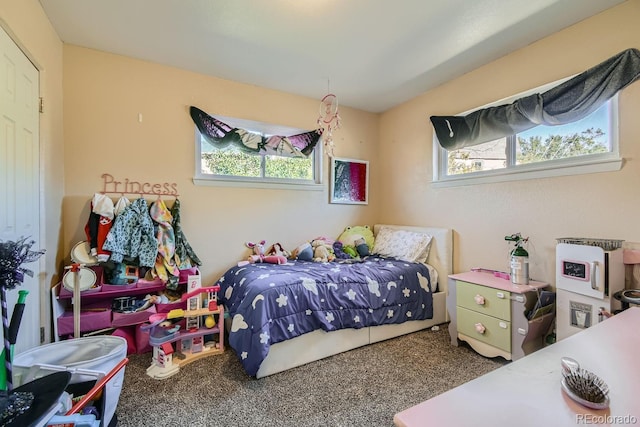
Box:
(333, 241, 352, 259)
(336, 225, 375, 258)
(266, 242, 290, 259)
(354, 237, 370, 257)
(238, 240, 288, 267)
(290, 242, 313, 261)
(311, 239, 335, 262)
(343, 246, 358, 258)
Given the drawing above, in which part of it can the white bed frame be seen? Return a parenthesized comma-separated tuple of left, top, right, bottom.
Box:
(254, 224, 453, 378)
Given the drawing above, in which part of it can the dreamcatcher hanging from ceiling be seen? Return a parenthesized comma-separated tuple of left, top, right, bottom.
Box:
(317, 92, 341, 158)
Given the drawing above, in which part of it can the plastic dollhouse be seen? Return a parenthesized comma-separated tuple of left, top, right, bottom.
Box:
(144, 278, 224, 380)
(149, 342, 178, 379)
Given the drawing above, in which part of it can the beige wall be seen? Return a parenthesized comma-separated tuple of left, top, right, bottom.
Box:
(0, 0, 64, 341)
(379, 0, 640, 284)
(62, 45, 379, 283)
(3, 0, 636, 341)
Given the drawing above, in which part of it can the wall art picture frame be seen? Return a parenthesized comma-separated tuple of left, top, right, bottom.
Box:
(330, 157, 369, 205)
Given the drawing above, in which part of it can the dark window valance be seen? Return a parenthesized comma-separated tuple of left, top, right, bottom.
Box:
(190, 106, 321, 158)
(431, 48, 640, 150)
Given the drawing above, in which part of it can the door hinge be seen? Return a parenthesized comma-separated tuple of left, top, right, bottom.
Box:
(40, 326, 45, 343)
(39, 97, 44, 113)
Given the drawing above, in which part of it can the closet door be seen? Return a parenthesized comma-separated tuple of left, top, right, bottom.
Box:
(0, 25, 41, 354)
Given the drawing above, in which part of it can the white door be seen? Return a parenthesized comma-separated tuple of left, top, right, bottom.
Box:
(0, 26, 41, 354)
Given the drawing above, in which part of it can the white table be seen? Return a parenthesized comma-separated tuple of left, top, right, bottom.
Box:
(394, 307, 640, 427)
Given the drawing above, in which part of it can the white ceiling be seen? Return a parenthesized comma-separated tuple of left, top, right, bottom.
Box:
(39, 0, 625, 113)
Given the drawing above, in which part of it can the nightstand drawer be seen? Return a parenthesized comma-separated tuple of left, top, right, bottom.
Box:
(456, 280, 511, 320)
(457, 306, 511, 352)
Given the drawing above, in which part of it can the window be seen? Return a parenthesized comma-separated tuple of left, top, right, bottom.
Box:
(433, 84, 621, 186)
(193, 114, 322, 190)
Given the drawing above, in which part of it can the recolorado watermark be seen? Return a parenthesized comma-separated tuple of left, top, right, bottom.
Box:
(576, 414, 637, 424)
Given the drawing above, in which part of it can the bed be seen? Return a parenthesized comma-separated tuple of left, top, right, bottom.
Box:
(218, 224, 453, 378)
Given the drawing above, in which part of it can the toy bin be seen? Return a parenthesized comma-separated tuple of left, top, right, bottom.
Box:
(13, 336, 127, 427)
(47, 413, 99, 427)
(111, 305, 156, 328)
(57, 309, 112, 337)
(134, 276, 164, 289)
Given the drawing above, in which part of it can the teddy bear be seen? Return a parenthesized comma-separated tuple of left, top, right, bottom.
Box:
(311, 238, 335, 262)
(336, 225, 375, 258)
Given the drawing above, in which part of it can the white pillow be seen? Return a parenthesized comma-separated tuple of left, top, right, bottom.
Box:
(373, 227, 433, 263)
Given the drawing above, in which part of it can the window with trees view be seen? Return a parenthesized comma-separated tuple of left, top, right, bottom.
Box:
(201, 148, 316, 180)
(434, 93, 621, 186)
(194, 123, 322, 188)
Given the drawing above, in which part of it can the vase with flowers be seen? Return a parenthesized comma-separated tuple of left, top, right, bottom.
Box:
(0, 237, 45, 393)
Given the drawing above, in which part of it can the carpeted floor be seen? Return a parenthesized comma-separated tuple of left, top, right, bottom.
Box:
(115, 325, 507, 427)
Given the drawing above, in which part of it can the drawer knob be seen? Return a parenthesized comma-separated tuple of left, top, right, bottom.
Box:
(475, 323, 486, 334)
(474, 294, 485, 305)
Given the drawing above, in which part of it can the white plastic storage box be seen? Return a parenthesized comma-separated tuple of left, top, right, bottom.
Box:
(47, 413, 100, 427)
(13, 336, 127, 427)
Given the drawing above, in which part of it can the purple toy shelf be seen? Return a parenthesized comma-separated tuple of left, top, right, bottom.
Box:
(58, 281, 166, 300)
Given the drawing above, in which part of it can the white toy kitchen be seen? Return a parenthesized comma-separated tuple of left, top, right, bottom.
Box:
(555, 238, 625, 341)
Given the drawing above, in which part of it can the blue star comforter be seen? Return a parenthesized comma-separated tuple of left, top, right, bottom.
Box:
(217, 256, 434, 377)
(218, 256, 435, 376)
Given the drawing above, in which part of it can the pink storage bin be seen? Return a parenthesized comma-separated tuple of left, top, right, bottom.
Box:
(111, 305, 156, 328)
(101, 270, 137, 292)
(57, 309, 112, 336)
(81, 300, 112, 310)
(135, 323, 152, 354)
(156, 300, 186, 314)
(179, 267, 200, 284)
(112, 326, 137, 355)
(101, 282, 137, 292)
(135, 276, 165, 289)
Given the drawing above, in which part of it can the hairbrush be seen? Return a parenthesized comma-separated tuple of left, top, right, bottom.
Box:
(560, 357, 610, 409)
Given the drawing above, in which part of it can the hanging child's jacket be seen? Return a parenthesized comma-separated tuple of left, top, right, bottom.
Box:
(84, 193, 114, 262)
(149, 198, 180, 285)
(103, 197, 158, 267)
(171, 199, 201, 269)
